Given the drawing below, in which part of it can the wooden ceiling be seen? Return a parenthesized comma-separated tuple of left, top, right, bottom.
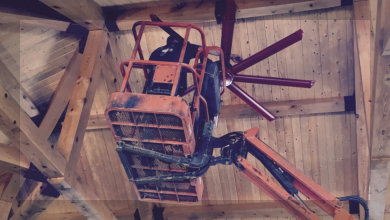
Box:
(1, 0, 388, 219)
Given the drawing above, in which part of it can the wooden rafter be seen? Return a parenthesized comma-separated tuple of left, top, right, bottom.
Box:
(57, 30, 107, 160)
(0, 5, 68, 29)
(353, 7, 370, 202)
(0, 172, 24, 220)
(39, 50, 82, 139)
(0, 200, 12, 220)
(86, 96, 351, 130)
(368, 0, 390, 219)
(116, 0, 342, 30)
(162, 200, 354, 219)
(48, 30, 117, 220)
(0, 143, 30, 174)
(0, 84, 66, 178)
(0, 22, 116, 219)
(38, 0, 105, 30)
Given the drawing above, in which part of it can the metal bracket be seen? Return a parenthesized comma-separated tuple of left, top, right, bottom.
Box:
(24, 164, 60, 198)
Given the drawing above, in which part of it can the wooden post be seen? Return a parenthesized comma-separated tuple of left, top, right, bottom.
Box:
(368, 0, 390, 219)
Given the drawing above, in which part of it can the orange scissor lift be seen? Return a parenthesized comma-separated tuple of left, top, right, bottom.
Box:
(105, 15, 367, 220)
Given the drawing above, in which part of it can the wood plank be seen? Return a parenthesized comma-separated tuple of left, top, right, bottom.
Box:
(353, 1, 372, 138)
(217, 96, 348, 119)
(353, 18, 370, 200)
(0, 200, 12, 220)
(38, 0, 104, 30)
(162, 200, 339, 219)
(51, 30, 114, 220)
(368, 160, 390, 220)
(86, 96, 350, 130)
(384, 37, 390, 56)
(20, 20, 70, 32)
(116, 0, 342, 30)
(380, 0, 390, 56)
(86, 114, 109, 131)
(48, 177, 117, 220)
(10, 182, 55, 220)
(1, 174, 24, 216)
(39, 51, 82, 139)
(57, 30, 108, 160)
(0, 6, 68, 30)
(0, 143, 30, 173)
(368, 0, 390, 218)
(0, 58, 39, 117)
(0, 84, 66, 178)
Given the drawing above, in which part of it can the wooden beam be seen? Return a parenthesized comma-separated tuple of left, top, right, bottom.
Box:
(39, 51, 82, 139)
(0, 200, 12, 220)
(162, 200, 352, 219)
(353, 0, 372, 137)
(101, 43, 122, 95)
(384, 38, 390, 56)
(370, 0, 390, 159)
(381, 0, 390, 56)
(353, 15, 370, 201)
(1, 173, 24, 203)
(0, 172, 13, 197)
(0, 143, 30, 173)
(0, 84, 66, 178)
(86, 96, 350, 130)
(368, 160, 390, 220)
(0, 172, 24, 220)
(0, 5, 70, 31)
(87, 114, 108, 130)
(220, 96, 349, 119)
(20, 20, 70, 32)
(48, 177, 117, 220)
(55, 31, 112, 220)
(10, 182, 55, 220)
(57, 30, 107, 160)
(0, 6, 69, 30)
(38, 0, 104, 30)
(0, 58, 39, 118)
(368, 0, 390, 219)
(116, 0, 342, 30)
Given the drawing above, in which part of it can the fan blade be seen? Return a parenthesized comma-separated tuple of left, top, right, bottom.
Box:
(220, 0, 237, 66)
(228, 82, 276, 121)
(231, 29, 303, 74)
(233, 74, 315, 88)
(150, 14, 184, 43)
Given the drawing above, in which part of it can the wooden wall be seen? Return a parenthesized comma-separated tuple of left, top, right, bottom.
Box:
(13, 5, 358, 220)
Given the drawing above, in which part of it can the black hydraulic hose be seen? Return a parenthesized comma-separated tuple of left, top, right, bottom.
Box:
(120, 142, 190, 165)
(248, 143, 298, 196)
(133, 164, 211, 184)
(120, 142, 211, 168)
(149, 14, 184, 43)
(338, 195, 369, 220)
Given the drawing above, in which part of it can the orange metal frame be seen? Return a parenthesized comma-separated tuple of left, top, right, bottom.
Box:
(105, 21, 227, 203)
(239, 128, 354, 220)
